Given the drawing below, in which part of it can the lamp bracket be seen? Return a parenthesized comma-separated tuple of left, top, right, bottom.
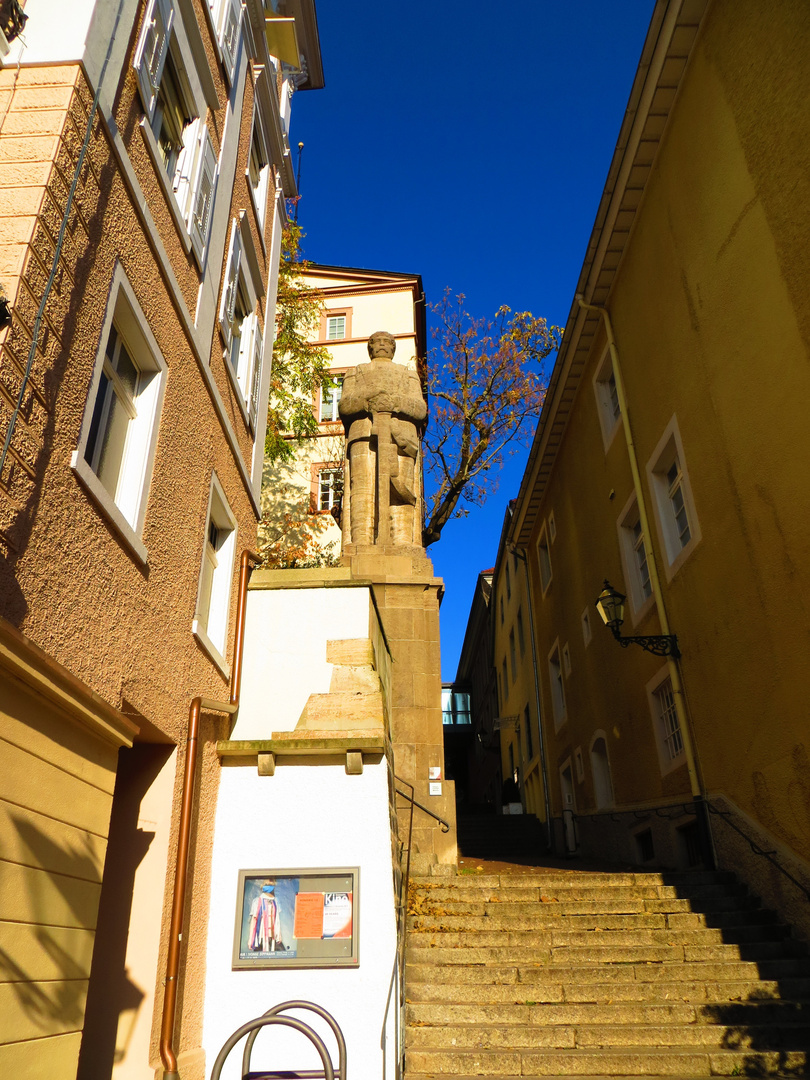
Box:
(610, 627, 680, 659)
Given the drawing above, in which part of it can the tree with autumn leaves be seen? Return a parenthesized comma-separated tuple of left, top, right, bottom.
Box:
(421, 290, 560, 547)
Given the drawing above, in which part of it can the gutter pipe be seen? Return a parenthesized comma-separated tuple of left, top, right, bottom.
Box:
(575, 295, 715, 869)
(160, 549, 261, 1079)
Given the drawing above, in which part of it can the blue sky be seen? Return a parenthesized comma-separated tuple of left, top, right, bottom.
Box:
(291, 1, 654, 679)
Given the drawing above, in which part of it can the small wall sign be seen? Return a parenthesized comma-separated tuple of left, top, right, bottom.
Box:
(233, 867, 359, 969)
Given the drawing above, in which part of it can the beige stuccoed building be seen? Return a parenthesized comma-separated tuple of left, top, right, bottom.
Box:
(0, 1, 323, 1077)
(260, 263, 426, 564)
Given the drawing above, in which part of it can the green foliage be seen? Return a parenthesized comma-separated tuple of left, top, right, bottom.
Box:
(264, 218, 334, 462)
(423, 290, 561, 547)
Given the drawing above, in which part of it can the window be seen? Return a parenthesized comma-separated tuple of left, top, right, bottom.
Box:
(646, 666, 686, 776)
(548, 640, 566, 729)
(317, 468, 343, 513)
(523, 704, 533, 760)
(499, 595, 504, 625)
(548, 511, 557, 543)
(647, 417, 701, 578)
(562, 642, 572, 677)
(635, 828, 655, 863)
(537, 523, 552, 594)
(501, 658, 508, 698)
(193, 476, 237, 670)
(590, 733, 614, 809)
(134, 0, 219, 263)
(574, 746, 584, 783)
(319, 375, 344, 423)
(506, 561, 511, 600)
(617, 494, 654, 621)
(581, 607, 592, 647)
(592, 345, 622, 450)
(442, 689, 471, 725)
(517, 608, 525, 657)
(206, 0, 243, 81)
(248, 113, 270, 230)
(220, 222, 263, 429)
(326, 315, 346, 340)
(72, 267, 167, 563)
(509, 629, 517, 681)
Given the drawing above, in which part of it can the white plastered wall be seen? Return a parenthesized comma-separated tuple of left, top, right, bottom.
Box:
(232, 585, 372, 740)
(203, 584, 398, 1078)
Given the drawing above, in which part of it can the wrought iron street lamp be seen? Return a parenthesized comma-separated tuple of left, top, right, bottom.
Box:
(595, 580, 680, 659)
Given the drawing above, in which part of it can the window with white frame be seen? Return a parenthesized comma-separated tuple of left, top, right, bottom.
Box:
(193, 477, 237, 667)
(326, 314, 346, 340)
(248, 113, 270, 230)
(134, 0, 218, 263)
(220, 221, 263, 430)
(319, 375, 344, 423)
(548, 640, 566, 729)
(592, 345, 622, 450)
(537, 523, 552, 594)
(206, 0, 243, 81)
(617, 493, 654, 620)
(647, 418, 701, 578)
(581, 607, 592, 646)
(646, 666, 686, 776)
(72, 267, 167, 562)
(317, 467, 343, 512)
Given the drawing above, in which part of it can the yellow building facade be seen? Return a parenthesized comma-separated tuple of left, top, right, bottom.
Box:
(510, 0, 810, 934)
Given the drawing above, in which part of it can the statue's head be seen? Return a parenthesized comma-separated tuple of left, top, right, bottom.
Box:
(368, 331, 396, 360)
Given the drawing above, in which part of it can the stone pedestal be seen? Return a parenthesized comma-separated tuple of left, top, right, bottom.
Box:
(346, 550, 457, 865)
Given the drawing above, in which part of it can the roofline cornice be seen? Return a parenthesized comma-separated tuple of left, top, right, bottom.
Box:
(509, 0, 710, 550)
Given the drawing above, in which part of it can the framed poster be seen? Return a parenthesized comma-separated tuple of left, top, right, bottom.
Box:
(233, 868, 359, 970)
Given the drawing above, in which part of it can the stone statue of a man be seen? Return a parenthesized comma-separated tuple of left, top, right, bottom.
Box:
(339, 331, 427, 547)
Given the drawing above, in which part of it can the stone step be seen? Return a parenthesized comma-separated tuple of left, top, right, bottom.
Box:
(410, 896, 760, 917)
(403, 1046, 809, 1076)
(412, 871, 736, 890)
(407, 909, 780, 932)
(405, 1021, 810, 1050)
(406, 940, 805, 966)
(405, 925, 789, 947)
(415, 884, 749, 903)
(406, 957, 810, 986)
(406, 1000, 810, 1028)
(405, 975, 810, 1005)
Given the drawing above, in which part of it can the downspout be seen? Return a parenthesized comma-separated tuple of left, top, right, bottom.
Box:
(512, 548, 553, 849)
(160, 549, 261, 1079)
(575, 295, 715, 868)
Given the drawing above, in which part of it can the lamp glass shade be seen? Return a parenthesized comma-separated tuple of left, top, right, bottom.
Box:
(596, 581, 625, 629)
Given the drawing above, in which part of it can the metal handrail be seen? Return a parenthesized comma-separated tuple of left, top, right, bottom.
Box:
(209, 1000, 345, 1080)
(708, 801, 810, 902)
(381, 773, 451, 1078)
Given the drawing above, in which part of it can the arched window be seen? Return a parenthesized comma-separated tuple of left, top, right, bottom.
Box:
(590, 733, 615, 809)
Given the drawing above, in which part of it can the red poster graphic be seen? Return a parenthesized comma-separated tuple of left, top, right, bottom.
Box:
(293, 892, 324, 939)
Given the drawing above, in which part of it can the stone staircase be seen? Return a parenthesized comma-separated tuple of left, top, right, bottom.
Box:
(404, 868, 810, 1078)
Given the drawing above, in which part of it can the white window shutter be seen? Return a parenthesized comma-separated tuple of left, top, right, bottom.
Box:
(219, 0, 242, 82)
(248, 316, 263, 430)
(134, 0, 174, 121)
(189, 127, 218, 263)
(219, 224, 242, 348)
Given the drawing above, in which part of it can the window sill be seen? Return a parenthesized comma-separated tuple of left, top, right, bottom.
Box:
(138, 117, 194, 259)
(71, 453, 149, 566)
(191, 621, 231, 681)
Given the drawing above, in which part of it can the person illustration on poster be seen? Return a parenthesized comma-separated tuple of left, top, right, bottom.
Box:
(248, 879, 286, 952)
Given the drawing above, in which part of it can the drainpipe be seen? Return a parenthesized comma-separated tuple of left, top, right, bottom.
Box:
(512, 548, 553, 850)
(575, 295, 715, 869)
(160, 549, 261, 1079)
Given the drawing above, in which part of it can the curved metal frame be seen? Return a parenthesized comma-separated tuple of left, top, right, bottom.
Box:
(241, 1001, 346, 1079)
